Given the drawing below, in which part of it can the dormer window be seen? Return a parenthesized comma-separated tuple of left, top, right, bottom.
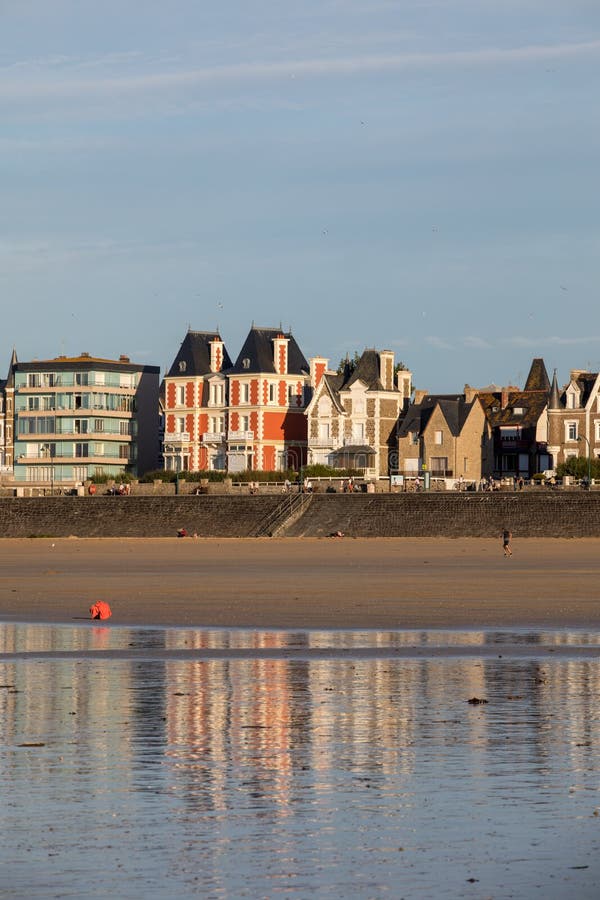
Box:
(178, 360, 186, 373)
(242, 358, 250, 370)
(513, 407, 524, 416)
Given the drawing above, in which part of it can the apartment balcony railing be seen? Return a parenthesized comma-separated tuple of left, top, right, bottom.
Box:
(164, 432, 190, 444)
(202, 432, 226, 444)
(310, 438, 335, 448)
(227, 430, 254, 442)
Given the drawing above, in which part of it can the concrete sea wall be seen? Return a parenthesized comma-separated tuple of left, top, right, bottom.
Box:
(0, 493, 599, 538)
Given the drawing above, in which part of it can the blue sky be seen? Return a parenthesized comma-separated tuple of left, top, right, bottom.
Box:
(2, 0, 600, 392)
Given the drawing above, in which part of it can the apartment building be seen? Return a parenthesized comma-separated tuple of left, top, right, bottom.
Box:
(12, 353, 160, 484)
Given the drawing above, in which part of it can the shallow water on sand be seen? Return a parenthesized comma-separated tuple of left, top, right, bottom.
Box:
(1, 624, 600, 899)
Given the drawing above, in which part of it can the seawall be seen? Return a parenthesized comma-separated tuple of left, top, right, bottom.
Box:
(0, 493, 600, 538)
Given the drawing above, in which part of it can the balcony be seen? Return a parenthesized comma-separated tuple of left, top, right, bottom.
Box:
(310, 438, 335, 448)
(227, 430, 254, 442)
(164, 432, 190, 444)
(202, 432, 226, 444)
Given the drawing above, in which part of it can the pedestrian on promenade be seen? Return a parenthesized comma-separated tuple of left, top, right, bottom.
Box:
(502, 528, 513, 557)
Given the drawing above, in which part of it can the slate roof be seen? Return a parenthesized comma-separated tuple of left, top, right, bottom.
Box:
(523, 358, 551, 392)
(477, 391, 548, 428)
(398, 395, 475, 438)
(166, 331, 232, 378)
(316, 349, 398, 413)
(319, 373, 346, 413)
(229, 327, 309, 375)
(478, 358, 550, 428)
(344, 349, 387, 392)
(331, 444, 376, 456)
(563, 372, 599, 407)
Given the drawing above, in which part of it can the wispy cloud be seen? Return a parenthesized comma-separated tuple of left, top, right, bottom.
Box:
(2, 39, 599, 106)
(463, 336, 492, 349)
(426, 336, 454, 350)
(503, 335, 600, 348)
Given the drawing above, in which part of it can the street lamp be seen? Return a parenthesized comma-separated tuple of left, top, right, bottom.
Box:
(577, 435, 591, 488)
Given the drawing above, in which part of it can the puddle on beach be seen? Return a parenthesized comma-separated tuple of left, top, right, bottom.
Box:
(1, 623, 600, 898)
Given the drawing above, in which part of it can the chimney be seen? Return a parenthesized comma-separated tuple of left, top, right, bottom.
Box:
(414, 389, 428, 404)
(464, 384, 477, 403)
(379, 350, 394, 391)
(501, 388, 509, 409)
(119, 354, 130, 363)
(309, 356, 328, 388)
(397, 368, 412, 402)
(273, 334, 289, 375)
(210, 337, 224, 373)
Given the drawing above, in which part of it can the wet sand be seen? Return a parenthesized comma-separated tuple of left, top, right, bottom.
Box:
(0, 537, 599, 630)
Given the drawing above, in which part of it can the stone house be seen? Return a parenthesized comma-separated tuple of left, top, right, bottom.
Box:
(477, 358, 552, 477)
(397, 389, 493, 482)
(547, 368, 600, 469)
(305, 349, 412, 478)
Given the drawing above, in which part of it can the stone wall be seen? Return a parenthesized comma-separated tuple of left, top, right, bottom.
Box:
(286, 493, 600, 538)
(0, 493, 599, 538)
(0, 496, 282, 538)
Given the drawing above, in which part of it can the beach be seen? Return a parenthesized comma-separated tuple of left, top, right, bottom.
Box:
(1, 536, 599, 629)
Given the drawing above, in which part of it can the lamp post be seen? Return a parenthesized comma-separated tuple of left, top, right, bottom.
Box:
(577, 435, 591, 488)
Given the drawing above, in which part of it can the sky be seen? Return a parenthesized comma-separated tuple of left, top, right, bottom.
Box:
(2, 0, 600, 393)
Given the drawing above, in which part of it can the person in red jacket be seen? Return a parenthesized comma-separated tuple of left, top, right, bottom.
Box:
(89, 601, 112, 620)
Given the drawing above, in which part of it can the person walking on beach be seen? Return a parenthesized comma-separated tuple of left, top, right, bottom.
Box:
(502, 528, 513, 557)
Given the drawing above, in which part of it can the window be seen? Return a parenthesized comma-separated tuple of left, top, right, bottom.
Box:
(175, 417, 185, 433)
(463, 457, 469, 473)
(240, 415, 249, 432)
(410, 431, 419, 445)
(74, 419, 88, 434)
(434, 430, 443, 445)
(352, 423, 364, 442)
(566, 422, 578, 441)
(177, 385, 186, 406)
(75, 443, 89, 458)
(269, 383, 275, 403)
(241, 383, 250, 403)
(242, 358, 250, 369)
(28, 396, 52, 411)
(178, 360, 187, 373)
(430, 457, 448, 474)
(119, 421, 130, 435)
(27, 372, 56, 388)
(119, 444, 130, 460)
(210, 383, 224, 405)
(595, 420, 600, 442)
(75, 372, 88, 386)
(288, 385, 296, 403)
(319, 423, 330, 440)
(94, 419, 104, 432)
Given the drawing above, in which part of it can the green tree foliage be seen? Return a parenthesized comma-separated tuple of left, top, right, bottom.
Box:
(556, 456, 600, 479)
(336, 351, 361, 375)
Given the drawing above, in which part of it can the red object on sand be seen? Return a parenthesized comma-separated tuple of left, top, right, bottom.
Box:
(89, 601, 112, 620)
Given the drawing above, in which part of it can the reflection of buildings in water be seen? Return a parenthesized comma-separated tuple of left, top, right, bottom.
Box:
(3, 623, 600, 827)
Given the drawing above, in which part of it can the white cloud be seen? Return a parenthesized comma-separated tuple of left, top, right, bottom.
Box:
(425, 336, 454, 350)
(503, 335, 600, 348)
(2, 39, 600, 106)
(463, 336, 492, 349)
